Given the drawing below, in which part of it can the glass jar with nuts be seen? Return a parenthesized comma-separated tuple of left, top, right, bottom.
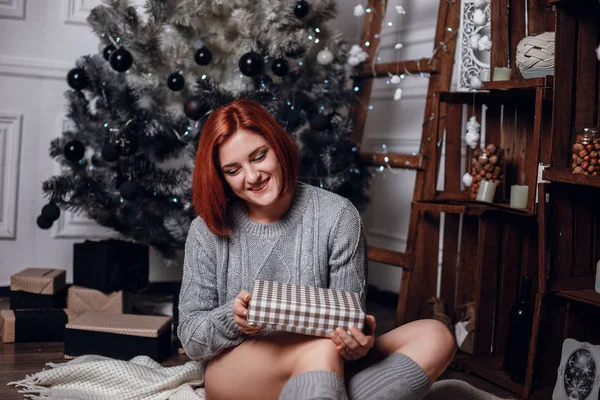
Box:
(571, 128, 600, 176)
(470, 143, 504, 199)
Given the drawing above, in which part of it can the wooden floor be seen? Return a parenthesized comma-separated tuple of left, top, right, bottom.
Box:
(0, 296, 518, 399)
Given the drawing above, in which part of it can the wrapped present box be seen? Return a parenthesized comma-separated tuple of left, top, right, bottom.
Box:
(73, 239, 149, 293)
(247, 280, 366, 338)
(64, 312, 172, 362)
(10, 268, 67, 310)
(67, 285, 131, 314)
(1, 309, 78, 343)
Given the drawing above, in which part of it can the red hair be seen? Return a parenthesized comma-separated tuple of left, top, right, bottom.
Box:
(192, 99, 300, 236)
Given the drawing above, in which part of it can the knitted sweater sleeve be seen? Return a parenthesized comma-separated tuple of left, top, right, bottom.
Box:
(177, 218, 245, 362)
(327, 201, 368, 309)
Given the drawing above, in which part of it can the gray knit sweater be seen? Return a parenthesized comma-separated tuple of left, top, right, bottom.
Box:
(178, 182, 367, 362)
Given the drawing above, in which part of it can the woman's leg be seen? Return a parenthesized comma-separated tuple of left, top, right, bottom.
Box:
(347, 319, 456, 400)
(205, 331, 345, 400)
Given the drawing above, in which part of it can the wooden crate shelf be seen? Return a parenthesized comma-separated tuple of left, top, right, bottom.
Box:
(482, 77, 553, 91)
(461, 356, 525, 396)
(543, 167, 600, 188)
(556, 289, 600, 307)
(412, 200, 534, 217)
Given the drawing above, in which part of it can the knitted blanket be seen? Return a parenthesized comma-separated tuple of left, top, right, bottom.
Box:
(7, 355, 206, 400)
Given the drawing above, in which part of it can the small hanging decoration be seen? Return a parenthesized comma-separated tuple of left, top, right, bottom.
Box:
(353, 5, 365, 17)
(166, 73, 185, 91)
(394, 43, 403, 50)
(473, 9, 487, 26)
(464, 116, 481, 149)
(63, 140, 85, 162)
(41, 202, 61, 222)
(37, 215, 53, 230)
(271, 58, 290, 76)
(194, 47, 212, 66)
(393, 88, 403, 101)
(395, 5, 406, 14)
(102, 44, 116, 61)
(478, 36, 492, 51)
(109, 47, 133, 72)
(317, 48, 334, 65)
(238, 51, 264, 77)
(474, 0, 489, 8)
(284, 108, 302, 127)
(390, 74, 401, 84)
(309, 112, 329, 131)
(112, 130, 139, 157)
(119, 180, 138, 200)
(101, 143, 120, 162)
(293, 0, 310, 18)
(462, 173, 473, 187)
(347, 45, 368, 66)
(470, 75, 483, 90)
(184, 97, 209, 120)
(66, 68, 89, 91)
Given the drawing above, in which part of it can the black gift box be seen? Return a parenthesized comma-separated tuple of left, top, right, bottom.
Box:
(0, 309, 77, 343)
(10, 288, 67, 310)
(73, 239, 149, 293)
(10, 268, 67, 310)
(64, 312, 172, 362)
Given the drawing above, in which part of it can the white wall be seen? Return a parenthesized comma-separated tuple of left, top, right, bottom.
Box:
(0, 0, 439, 290)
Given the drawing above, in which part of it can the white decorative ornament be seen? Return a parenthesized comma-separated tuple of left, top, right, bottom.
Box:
(470, 33, 481, 50)
(465, 131, 480, 149)
(393, 88, 403, 101)
(466, 116, 481, 132)
(390, 75, 401, 84)
(348, 56, 360, 66)
(470, 76, 483, 90)
(462, 173, 474, 187)
(474, 0, 488, 8)
(350, 45, 362, 56)
(394, 43, 404, 50)
(395, 5, 406, 14)
(473, 9, 487, 26)
(478, 35, 492, 51)
(317, 48, 334, 65)
(347, 45, 368, 66)
(596, 44, 600, 61)
(354, 5, 365, 17)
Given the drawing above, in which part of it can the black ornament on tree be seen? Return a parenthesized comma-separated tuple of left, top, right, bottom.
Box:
(119, 181, 138, 200)
(167, 73, 185, 91)
(285, 108, 302, 127)
(293, 0, 310, 18)
(41, 202, 60, 222)
(112, 132, 139, 156)
(184, 97, 209, 120)
(194, 47, 212, 66)
(103, 44, 116, 61)
(239, 52, 264, 77)
(309, 113, 330, 131)
(109, 48, 133, 72)
(66, 68, 88, 91)
(36, 215, 53, 230)
(63, 140, 85, 162)
(101, 143, 120, 161)
(271, 59, 290, 77)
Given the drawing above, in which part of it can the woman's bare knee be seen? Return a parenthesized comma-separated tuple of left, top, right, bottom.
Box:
(292, 337, 343, 377)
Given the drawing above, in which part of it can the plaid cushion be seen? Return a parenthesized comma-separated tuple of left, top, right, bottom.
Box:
(247, 280, 366, 338)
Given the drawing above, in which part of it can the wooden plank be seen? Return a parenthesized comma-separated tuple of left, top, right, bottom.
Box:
(549, 276, 595, 291)
(353, 58, 437, 79)
(350, 0, 387, 144)
(574, 0, 599, 129)
(550, 7, 577, 167)
(491, 0, 510, 69)
(509, 0, 527, 80)
(551, 188, 574, 281)
(527, 0, 550, 35)
(543, 167, 600, 188)
(556, 289, 600, 308)
(444, 103, 464, 192)
(482, 77, 552, 91)
(455, 215, 479, 326)
(538, 183, 549, 293)
(523, 294, 544, 398)
(419, 212, 442, 320)
(441, 213, 460, 320)
(525, 88, 545, 213)
(473, 216, 503, 357)
(572, 196, 594, 278)
(367, 246, 406, 267)
(462, 356, 525, 396)
(360, 152, 426, 170)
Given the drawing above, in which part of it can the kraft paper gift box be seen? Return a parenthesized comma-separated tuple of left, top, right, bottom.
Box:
(73, 239, 149, 293)
(67, 285, 132, 314)
(247, 280, 366, 338)
(0, 309, 78, 343)
(64, 312, 172, 362)
(10, 268, 67, 310)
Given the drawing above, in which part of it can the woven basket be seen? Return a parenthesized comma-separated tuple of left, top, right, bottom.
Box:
(516, 32, 555, 79)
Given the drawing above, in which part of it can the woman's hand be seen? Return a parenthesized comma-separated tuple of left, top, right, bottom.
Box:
(232, 290, 263, 335)
(330, 315, 376, 361)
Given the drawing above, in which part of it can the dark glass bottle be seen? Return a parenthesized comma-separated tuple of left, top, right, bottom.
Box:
(502, 276, 534, 383)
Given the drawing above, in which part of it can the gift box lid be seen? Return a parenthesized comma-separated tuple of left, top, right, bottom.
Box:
(66, 312, 171, 338)
(67, 285, 129, 314)
(10, 268, 66, 295)
(247, 280, 366, 335)
(0, 309, 79, 343)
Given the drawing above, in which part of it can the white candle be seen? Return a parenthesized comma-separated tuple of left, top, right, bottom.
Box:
(493, 67, 512, 81)
(510, 185, 529, 209)
(476, 180, 497, 203)
(479, 69, 491, 82)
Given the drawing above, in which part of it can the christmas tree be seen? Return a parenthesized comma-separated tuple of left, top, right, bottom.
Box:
(39, 0, 370, 259)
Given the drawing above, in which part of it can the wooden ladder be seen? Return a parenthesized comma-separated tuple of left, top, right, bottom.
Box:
(351, 0, 460, 326)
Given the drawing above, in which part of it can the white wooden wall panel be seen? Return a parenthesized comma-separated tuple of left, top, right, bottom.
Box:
(0, 0, 26, 20)
(0, 112, 23, 239)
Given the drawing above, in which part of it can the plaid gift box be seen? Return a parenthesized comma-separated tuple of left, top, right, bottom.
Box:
(247, 280, 366, 338)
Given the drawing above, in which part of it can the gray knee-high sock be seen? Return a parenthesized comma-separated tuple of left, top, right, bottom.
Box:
(347, 353, 431, 400)
(279, 370, 348, 400)
(423, 379, 503, 400)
